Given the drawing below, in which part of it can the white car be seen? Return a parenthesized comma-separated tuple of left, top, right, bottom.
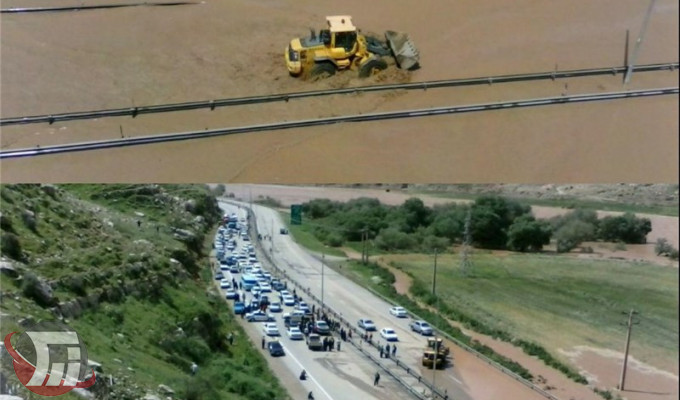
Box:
(269, 302, 282, 313)
(287, 326, 304, 340)
(389, 306, 408, 318)
(409, 320, 433, 335)
(380, 327, 399, 342)
(220, 279, 231, 289)
(225, 289, 238, 300)
(282, 295, 296, 306)
(259, 283, 272, 293)
(358, 318, 377, 331)
(262, 322, 280, 336)
(246, 310, 274, 322)
(298, 301, 310, 313)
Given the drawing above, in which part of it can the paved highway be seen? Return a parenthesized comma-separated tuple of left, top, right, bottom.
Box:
(218, 200, 547, 400)
(215, 203, 419, 400)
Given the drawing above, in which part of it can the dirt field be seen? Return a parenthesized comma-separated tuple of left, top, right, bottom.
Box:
(1, 0, 678, 182)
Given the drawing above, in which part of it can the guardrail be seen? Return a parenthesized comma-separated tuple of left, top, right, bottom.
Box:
(357, 285, 562, 400)
(232, 200, 564, 400)
(231, 201, 451, 399)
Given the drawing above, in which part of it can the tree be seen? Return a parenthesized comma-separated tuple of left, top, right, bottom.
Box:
(550, 209, 599, 231)
(334, 197, 388, 241)
(303, 198, 339, 219)
(506, 215, 552, 252)
(399, 198, 432, 233)
(471, 196, 532, 249)
(470, 206, 505, 249)
(429, 205, 466, 242)
(375, 227, 416, 251)
(420, 235, 450, 252)
(554, 219, 597, 253)
(598, 213, 651, 244)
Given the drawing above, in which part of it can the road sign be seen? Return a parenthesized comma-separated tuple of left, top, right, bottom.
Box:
(291, 205, 302, 225)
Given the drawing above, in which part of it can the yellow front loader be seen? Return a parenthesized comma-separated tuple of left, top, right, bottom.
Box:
(285, 15, 419, 79)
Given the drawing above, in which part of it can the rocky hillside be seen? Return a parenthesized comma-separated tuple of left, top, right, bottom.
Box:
(0, 184, 288, 400)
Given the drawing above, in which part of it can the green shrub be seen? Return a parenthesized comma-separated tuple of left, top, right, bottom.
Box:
(0, 214, 14, 233)
(22, 272, 55, 307)
(1, 232, 23, 260)
(68, 275, 87, 296)
(325, 232, 344, 247)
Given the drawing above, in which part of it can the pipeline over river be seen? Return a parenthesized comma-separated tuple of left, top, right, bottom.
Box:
(1, 87, 677, 160)
(1, 62, 677, 126)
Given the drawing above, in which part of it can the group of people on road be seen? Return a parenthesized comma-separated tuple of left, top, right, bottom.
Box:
(321, 336, 335, 352)
(378, 342, 397, 358)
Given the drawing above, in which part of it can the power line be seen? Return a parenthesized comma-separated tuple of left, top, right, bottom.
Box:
(460, 208, 474, 277)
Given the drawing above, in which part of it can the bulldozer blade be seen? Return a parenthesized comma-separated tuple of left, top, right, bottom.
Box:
(385, 30, 420, 70)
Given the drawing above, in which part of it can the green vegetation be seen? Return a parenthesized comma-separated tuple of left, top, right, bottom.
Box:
(413, 187, 679, 217)
(278, 211, 345, 257)
(298, 195, 655, 254)
(333, 259, 535, 380)
(387, 252, 679, 373)
(655, 238, 679, 260)
(0, 184, 289, 400)
(286, 194, 677, 390)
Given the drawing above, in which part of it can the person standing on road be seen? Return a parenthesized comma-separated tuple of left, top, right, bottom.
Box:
(392, 344, 397, 357)
(385, 343, 390, 358)
(261, 336, 265, 349)
(374, 371, 380, 386)
(379, 345, 384, 358)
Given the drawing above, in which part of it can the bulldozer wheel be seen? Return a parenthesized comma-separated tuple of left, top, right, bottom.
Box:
(310, 62, 336, 79)
(358, 58, 387, 78)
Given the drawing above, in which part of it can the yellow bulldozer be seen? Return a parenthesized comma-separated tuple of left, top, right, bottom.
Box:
(422, 337, 450, 369)
(285, 15, 419, 79)
(422, 349, 446, 369)
(427, 337, 450, 357)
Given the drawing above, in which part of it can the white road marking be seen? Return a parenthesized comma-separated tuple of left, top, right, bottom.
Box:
(279, 342, 336, 400)
(446, 373, 463, 385)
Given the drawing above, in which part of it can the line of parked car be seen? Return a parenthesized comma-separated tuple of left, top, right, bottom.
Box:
(216, 216, 436, 359)
(356, 305, 435, 343)
(215, 219, 334, 357)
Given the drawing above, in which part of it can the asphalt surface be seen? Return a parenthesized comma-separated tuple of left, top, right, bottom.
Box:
(214, 203, 419, 400)
(218, 200, 549, 400)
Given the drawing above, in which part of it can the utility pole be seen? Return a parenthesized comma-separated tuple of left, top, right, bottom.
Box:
(432, 247, 439, 398)
(361, 228, 368, 264)
(624, 0, 657, 84)
(432, 248, 438, 295)
(321, 253, 325, 310)
(619, 309, 640, 391)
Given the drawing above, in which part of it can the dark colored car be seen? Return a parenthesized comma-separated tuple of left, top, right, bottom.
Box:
(268, 340, 285, 357)
(233, 301, 245, 315)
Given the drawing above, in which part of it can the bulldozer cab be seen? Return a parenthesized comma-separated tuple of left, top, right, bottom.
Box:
(326, 16, 358, 56)
(427, 337, 444, 350)
(422, 350, 446, 368)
